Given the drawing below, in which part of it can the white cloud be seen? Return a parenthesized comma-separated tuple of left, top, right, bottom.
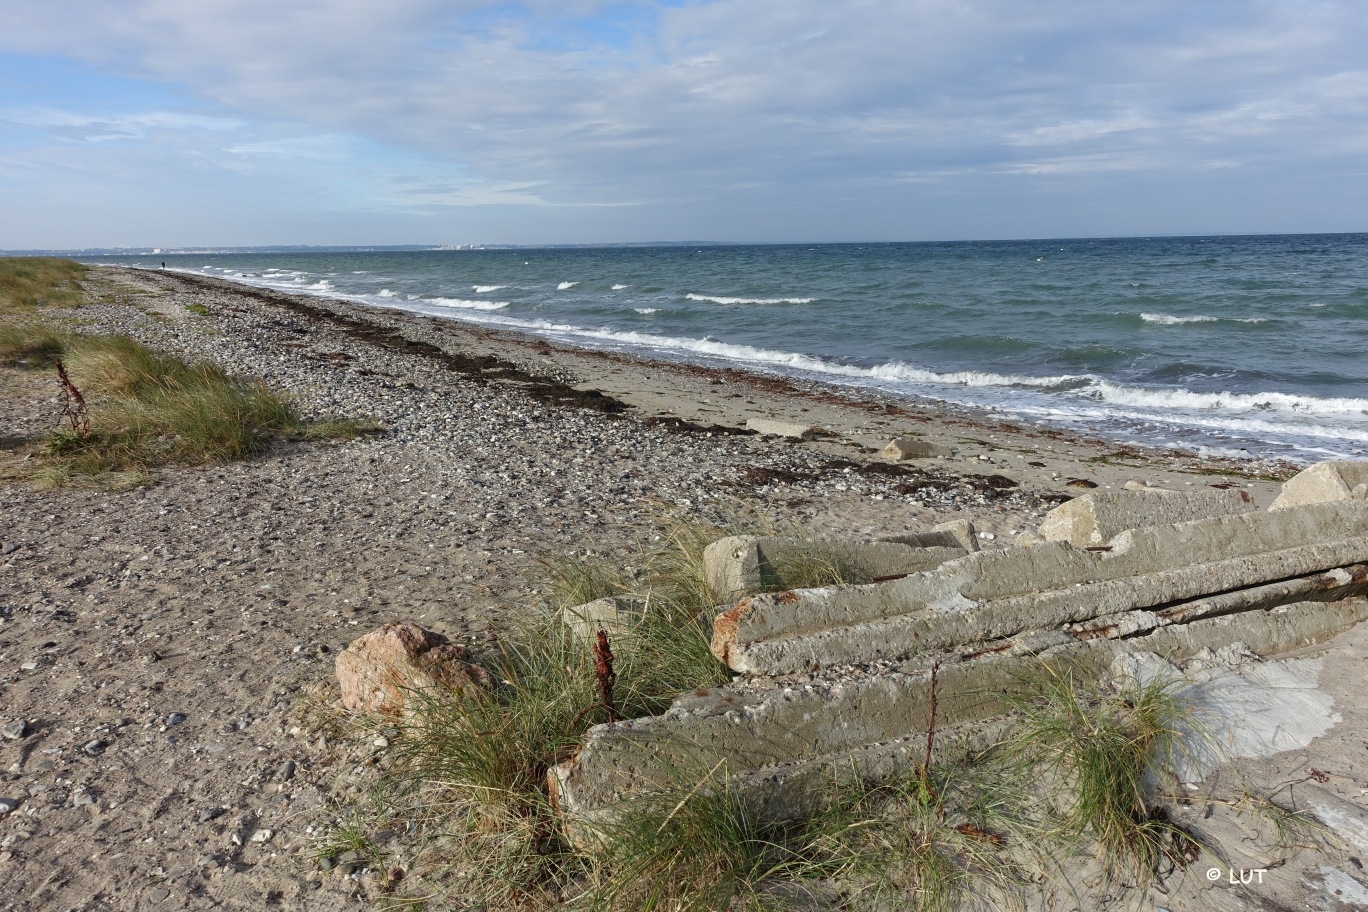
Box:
(3, 0, 1368, 242)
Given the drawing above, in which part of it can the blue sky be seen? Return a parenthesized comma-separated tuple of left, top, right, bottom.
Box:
(2, 0, 1367, 248)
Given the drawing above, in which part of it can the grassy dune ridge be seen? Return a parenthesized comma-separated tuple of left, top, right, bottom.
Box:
(0, 257, 377, 485)
(0, 256, 88, 312)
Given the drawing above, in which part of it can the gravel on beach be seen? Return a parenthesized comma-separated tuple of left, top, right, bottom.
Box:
(0, 267, 1293, 910)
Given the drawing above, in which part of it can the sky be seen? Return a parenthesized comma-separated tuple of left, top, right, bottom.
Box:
(2, 0, 1367, 248)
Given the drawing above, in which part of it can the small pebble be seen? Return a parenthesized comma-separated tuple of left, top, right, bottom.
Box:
(198, 807, 226, 823)
(274, 760, 296, 782)
(148, 887, 170, 902)
(165, 713, 187, 727)
(82, 739, 107, 756)
(1, 720, 27, 741)
(250, 828, 273, 843)
(0, 798, 20, 814)
(19, 662, 37, 672)
(317, 856, 336, 871)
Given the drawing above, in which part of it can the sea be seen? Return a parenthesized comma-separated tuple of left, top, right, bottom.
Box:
(88, 234, 1368, 464)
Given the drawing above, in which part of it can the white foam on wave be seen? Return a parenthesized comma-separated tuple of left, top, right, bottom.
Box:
(612, 284, 629, 290)
(1139, 312, 1267, 325)
(473, 285, 505, 293)
(634, 308, 659, 315)
(306, 280, 334, 291)
(421, 297, 509, 311)
(541, 324, 1089, 391)
(686, 293, 814, 305)
(557, 281, 578, 290)
(1093, 381, 1368, 417)
(378, 289, 398, 298)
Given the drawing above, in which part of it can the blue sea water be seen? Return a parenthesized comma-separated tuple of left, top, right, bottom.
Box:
(91, 234, 1368, 463)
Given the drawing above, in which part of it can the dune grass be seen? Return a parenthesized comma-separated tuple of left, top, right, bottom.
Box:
(0, 257, 87, 312)
(0, 327, 378, 485)
(1009, 665, 1200, 882)
(0, 324, 69, 367)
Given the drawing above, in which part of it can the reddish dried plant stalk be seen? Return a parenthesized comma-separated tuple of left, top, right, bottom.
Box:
(593, 628, 618, 723)
(54, 358, 90, 438)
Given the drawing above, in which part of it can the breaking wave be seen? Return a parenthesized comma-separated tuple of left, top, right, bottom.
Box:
(686, 293, 814, 305)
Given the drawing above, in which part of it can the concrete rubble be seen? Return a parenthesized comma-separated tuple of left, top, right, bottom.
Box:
(1269, 459, 1368, 511)
(558, 596, 643, 640)
(745, 417, 818, 440)
(881, 437, 949, 460)
(550, 462, 1368, 848)
(1037, 487, 1254, 548)
(703, 533, 967, 601)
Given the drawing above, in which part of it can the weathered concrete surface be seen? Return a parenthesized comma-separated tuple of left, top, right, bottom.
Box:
(1270, 460, 1368, 511)
(879, 518, 979, 554)
(1038, 487, 1255, 547)
(335, 623, 490, 715)
(552, 598, 1368, 832)
(714, 501, 1368, 674)
(701, 534, 965, 602)
(559, 596, 643, 641)
(881, 437, 949, 460)
(745, 418, 817, 440)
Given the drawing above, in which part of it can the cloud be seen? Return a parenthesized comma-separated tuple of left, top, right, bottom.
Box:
(2, 1, 1368, 242)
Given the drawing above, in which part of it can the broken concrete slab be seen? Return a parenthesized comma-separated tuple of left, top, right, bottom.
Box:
(881, 437, 949, 460)
(701, 534, 966, 602)
(1038, 487, 1255, 548)
(745, 418, 817, 440)
(880, 519, 979, 554)
(559, 596, 643, 641)
(712, 501, 1368, 675)
(551, 597, 1368, 834)
(1270, 460, 1368, 511)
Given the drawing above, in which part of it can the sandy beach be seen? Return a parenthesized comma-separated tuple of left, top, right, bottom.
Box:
(0, 267, 1326, 910)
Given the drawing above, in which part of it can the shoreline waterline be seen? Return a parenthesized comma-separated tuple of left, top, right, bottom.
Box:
(89, 241, 1368, 466)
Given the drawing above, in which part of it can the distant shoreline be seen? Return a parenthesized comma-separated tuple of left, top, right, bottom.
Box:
(118, 265, 1299, 499)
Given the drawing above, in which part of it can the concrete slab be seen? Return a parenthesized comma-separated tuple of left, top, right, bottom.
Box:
(559, 596, 643, 641)
(1270, 460, 1368, 511)
(713, 502, 1368, 674)
(881, 437, 949, 460)
(701, 534, 965, 602)
(1039, 487, 1255, 547)
(745, 418, 817, 440)
(552, 599, 1368, 836)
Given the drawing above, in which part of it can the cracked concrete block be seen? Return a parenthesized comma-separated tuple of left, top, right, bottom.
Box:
(1038, 488, 1255, 548)
(745, 418, 817, 440)
(1270, 460, 1368, 511)
(881, 437, 949, 460)
(702, 535, 965, 601)
(882, 519, 979, 553)
(559, 596, 643, 641)
(553, 598, 1368, 837)
(713, 502, 1368, 675)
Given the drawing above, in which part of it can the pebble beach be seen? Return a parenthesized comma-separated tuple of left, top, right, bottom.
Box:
(0, 266, 1308, 910)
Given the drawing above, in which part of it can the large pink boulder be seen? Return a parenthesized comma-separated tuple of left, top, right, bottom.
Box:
(335, 623, 490, 715)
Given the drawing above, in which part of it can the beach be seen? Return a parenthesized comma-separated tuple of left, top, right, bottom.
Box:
(0, 266, 1321, 910)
